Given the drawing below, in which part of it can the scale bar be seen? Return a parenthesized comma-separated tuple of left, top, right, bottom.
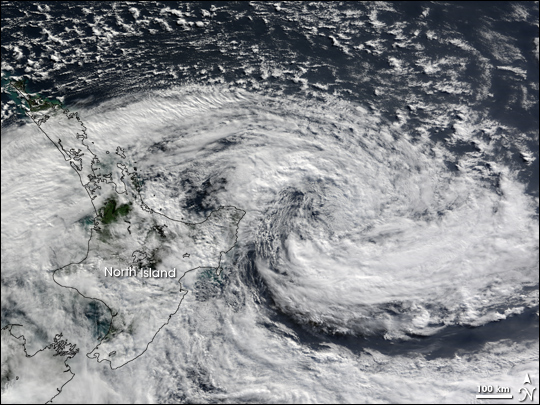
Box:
(476, 394, 513, 399)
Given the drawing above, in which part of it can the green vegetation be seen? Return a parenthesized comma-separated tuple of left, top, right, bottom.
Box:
(3, 78, 26, 114)
(100, 199, 132, 225)
(9, 78, 62, 112)
(11, 79, 26, 91)
(26, 94, 60, 112)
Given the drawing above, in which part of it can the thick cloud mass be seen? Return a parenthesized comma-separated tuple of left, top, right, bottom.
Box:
(2, 1, 539, 402)
(1, 86, 538, 403)
(78, 86, 538, 338)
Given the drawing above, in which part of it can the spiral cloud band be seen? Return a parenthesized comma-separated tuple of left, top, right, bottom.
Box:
(81, 86, 538, 338)
(2, 85, 538, 403)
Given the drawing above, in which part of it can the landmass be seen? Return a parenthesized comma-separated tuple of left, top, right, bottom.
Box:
(5, 81, 244, 374)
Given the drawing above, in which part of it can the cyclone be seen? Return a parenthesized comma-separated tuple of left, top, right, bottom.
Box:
(2, 2, 539, 403)
(2, 83, 539, 403)
(69, 85, 538, 340)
